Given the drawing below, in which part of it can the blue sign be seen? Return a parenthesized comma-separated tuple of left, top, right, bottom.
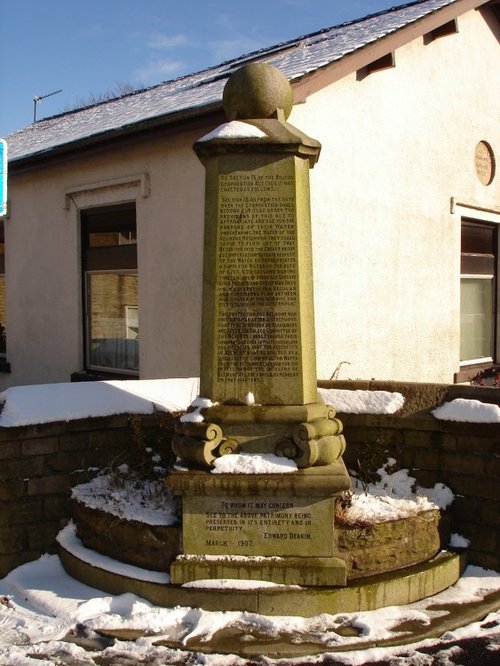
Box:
(0, 139, 6, 217)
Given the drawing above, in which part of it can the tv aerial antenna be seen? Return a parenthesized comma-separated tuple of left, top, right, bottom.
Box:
(33, 89, 62, 123)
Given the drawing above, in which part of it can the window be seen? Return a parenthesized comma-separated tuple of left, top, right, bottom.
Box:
(81, 204, 138, 374)
(460, 220, 497, 366)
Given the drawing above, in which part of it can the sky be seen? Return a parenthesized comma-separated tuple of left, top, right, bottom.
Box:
(1, 0, 402, 138)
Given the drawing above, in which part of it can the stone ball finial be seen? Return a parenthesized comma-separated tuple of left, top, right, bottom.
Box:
(223, 63, 293, 121)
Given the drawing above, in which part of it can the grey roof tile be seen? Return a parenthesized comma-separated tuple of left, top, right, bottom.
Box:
(5, 0, 458, 163)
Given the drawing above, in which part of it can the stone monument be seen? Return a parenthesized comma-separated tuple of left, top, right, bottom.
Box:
(166, 63, 351, 586)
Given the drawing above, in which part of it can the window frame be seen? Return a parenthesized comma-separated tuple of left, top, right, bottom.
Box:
(457, 213, 499, 381)
(80, 203, 138, 377)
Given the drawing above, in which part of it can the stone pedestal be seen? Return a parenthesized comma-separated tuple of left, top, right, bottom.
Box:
(166, 463, 350, 586)
(172, 402, 347, 468)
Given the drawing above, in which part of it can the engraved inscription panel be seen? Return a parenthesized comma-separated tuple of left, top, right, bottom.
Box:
(474, 141, 495, 186)
(182, 495, 334, 557)
(215, 161, 300, 393)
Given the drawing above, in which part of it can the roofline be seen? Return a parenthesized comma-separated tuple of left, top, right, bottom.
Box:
(9, 107, 227, 175)
(293, 0, 491, 101)
(14, 0, 454, 130)
(9, 0, 493, 171)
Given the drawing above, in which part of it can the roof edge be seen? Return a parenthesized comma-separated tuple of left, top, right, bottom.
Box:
(8, 0, 493, 169)
(292, 0, 491, 101)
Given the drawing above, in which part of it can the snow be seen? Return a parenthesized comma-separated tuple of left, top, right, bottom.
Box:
(71, 474, 179, 526)
(432, 398, 500, 423)
(71, 458, 451, 530)
(191, 397, 217, 410)
(450, 533, 471, 549)
(0, 554, 498, 665)
(212, 452, 298, 474)
(198, 120, 267, 141)
(56, 523, 170, 584)
(0, 377, 199, 427)
(0, 379, 498, 663)
(179, 410, 204, 423)
(0, 379, 500, 666)
(0, 377, 496, 428)
(374, 458, 454, 510)
(182, 578, 291, 590)
(319, 388, 405, 414)
(343, 460, 454, 525)
(180, 394, 218, 422)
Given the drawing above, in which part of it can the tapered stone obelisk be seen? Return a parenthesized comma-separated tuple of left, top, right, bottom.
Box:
(166, 64, 350, 587)
(172, 63, 350, 473)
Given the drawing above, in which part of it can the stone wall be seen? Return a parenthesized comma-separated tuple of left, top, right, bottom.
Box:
(0, 382, 498, 577)
(0, 413, 173, 578)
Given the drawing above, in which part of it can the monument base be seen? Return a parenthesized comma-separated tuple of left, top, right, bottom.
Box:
(165, 462, 351, 587)
(172, 401, 349, 469)
(170, 554, 347, 586)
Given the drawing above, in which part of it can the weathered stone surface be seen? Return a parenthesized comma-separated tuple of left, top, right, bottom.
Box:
(336, 510, 443, 579)
(59, 541, 466, 617)
(198, 151, 319, 406)
(182, 494, 333, 557)
(166, 465, 349, 586)
(223, 63, 293, 121)
(71, 499, 180, 572)
(170, 554, 346, 586)
(166, 462, 351, 498)
(174, 402, 347, 469)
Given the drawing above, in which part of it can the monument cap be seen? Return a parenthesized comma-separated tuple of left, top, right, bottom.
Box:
(223, 63, 293, 121)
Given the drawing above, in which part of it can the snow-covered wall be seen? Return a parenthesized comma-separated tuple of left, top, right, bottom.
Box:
(0, 379, 498, 577)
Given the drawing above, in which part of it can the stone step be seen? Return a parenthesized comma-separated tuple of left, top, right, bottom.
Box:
(56, 522, 500, 659)
(58, 521, 465, 617)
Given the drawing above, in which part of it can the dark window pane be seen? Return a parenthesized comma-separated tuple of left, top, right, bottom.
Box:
(82, 205, 137, 249)
(461, 221, 495, 255)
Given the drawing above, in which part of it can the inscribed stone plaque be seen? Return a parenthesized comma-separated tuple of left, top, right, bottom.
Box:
(474, 141, 495, 186)
(182, 495, 334, 557)
(200, 153, 318, 406)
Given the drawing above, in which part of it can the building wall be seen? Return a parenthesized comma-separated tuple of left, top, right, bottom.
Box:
(2, 8, 499, 390)
(292, 7, 500, 382)
(3, 127, 207, 389)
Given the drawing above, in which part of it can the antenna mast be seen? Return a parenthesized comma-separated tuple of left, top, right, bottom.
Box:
(33, 89, 62, 123)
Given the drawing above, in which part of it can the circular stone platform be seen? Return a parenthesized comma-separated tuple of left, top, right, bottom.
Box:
(58, 521, 464, 617)
(69, 497, 446, 582)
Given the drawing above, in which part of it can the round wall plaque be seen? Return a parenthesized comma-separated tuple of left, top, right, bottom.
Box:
(474, 141, 495, 186)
